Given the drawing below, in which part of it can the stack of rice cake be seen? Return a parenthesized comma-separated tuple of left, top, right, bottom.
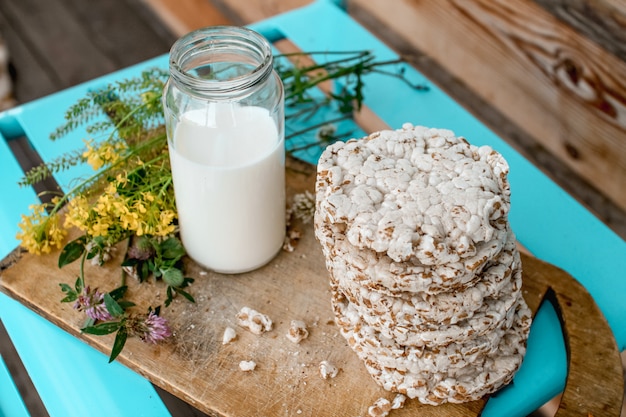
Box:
(314, 124, 531, 405)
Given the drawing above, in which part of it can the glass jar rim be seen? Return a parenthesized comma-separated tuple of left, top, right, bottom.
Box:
(168, 26, 273, 97)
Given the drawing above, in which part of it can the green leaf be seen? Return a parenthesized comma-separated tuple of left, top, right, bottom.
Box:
(108, 285, 128, 301)
(162, 268, 184, 287)
(121, 258, 139, 267)
(82, 317, 96, 329)
(160, 237, 185, 260)
(86, 236, 106, 263)
(139, 261, 150, 281)
(74, 276, 83, 293)
(104, 293, 125, 318)
(174, 287, 195, 303)
(58, 237, 86, 268)
(60, 294, 78, 303)
(165, 286, 174, 307)
(59, 283, 77, 302)
(82, 321, 122, 335)
(117, 301, 136, 310)
(109, 327, 128, 363)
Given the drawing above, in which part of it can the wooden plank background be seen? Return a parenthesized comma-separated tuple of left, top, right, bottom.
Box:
(0, 0, 176, 101)
(348, 0, 626, 241)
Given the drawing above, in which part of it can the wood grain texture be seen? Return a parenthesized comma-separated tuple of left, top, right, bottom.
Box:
(0, 0, 175, 103)
(348, 0, 626, 212)
(140, 0, 231, 37)
(210, 0, 313, 25)
(533, 0, 626, 61)
(1, 159, 623, 416)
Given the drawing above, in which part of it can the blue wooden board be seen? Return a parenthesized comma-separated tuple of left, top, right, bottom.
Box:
(0, 354, 29, 417)
(0, 132, 38, 257)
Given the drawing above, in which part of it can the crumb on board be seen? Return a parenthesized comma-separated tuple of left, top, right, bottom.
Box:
(319, 360, 339, 379)
(391, 394, 407, 410)
(283, 228, 302, 252)
(236, 306, 273, 335)
(239, 360, 257, 372)
(286, 320, 309, 344)
(222, 326, 237, 344)
(368, 398, 391, 417)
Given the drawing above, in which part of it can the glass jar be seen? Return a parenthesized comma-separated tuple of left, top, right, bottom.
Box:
(163, 26, 285, 274)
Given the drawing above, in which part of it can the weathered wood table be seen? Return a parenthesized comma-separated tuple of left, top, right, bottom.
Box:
(1, 1, 624, 416)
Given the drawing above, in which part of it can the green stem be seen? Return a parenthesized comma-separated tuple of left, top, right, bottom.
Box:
(158, 176, 173, 198)
(275, 50, 371, 58)
(285, 98, 330, 118)
(120, 263, 126, 287)
(108, 97, 154, 138)
(286, 114, 352, 140)
(79, 248, 87, 291)
(279, 53, 373, 79)
(47, 134, 166, 218)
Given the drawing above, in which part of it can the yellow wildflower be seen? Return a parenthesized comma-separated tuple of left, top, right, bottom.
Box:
(105, 181, 117, 196)
(83, 139, 126, 171)
(119, 206, 141, 231)
(115, 173, 128, 186)
(65, 195, 91, 230)
(135, 221, 146, 236)
(16, 204, 67, 255)
(155, 210, 176, 236)
(133, 200, 147, 214)
(89, 219, 111, 237)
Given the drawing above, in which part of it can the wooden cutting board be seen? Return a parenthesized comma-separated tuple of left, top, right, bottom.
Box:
(0, 157, 622, 417)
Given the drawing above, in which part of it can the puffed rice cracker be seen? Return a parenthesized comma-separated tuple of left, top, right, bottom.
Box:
(286, 320, 309, 344)
(236, 306, 273, 335)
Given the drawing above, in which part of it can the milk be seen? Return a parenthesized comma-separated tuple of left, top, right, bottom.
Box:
(168, 103, 285, 273)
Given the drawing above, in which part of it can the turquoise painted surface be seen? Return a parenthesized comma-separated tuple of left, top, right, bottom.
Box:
(0, 354, 30, 417)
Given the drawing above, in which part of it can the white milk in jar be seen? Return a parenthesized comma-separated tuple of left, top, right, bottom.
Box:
(168, 102, 285, 273)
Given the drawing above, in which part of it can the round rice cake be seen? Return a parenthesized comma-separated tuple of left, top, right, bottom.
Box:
(330, 290, 517, 367)
(330, 264, 523, 347)
(330, 288, 530, 362)
(326, 231, 521, 329)
(315, 214, 508, 295)
(315, 124, 511, 270)
(331, 290, 531, 404)
(328, 260, 522, 343)
(362, 327, 528, 405)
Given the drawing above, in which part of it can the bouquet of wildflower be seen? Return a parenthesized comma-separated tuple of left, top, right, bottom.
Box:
(15, 51, 425, 362)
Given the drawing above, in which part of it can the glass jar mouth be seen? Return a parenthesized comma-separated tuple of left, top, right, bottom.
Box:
(168, 26, 273, 97)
